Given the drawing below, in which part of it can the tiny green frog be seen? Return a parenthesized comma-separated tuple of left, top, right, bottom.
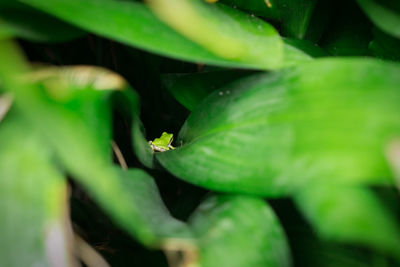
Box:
(148, 132, 175, 152)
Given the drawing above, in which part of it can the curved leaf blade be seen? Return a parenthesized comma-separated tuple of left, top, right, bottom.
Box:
(23, 0, 281, 70)
(157, 59, 400, 196)
(356, 0, 400, 38)
(148, 0, 283, 69)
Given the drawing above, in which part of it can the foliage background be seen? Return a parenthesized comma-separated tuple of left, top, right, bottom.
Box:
(1, 0, 400, 266)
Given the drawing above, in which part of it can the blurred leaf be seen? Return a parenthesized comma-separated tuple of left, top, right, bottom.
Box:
(0, 40, 191, 247)
(189, 194, 291, 267)
(356, 0, 400, 38)
(157, 58, 400, 196)
(23, 0, 283, 70)
(147, 0, 284, 69)
(294, 185, 400, 261)
(369, 27, 400, 62)
(0, 114, 75, 267)
(162, 70, 252, 111)
(0, 2, 85, 43)
(111, 168, 194, 243)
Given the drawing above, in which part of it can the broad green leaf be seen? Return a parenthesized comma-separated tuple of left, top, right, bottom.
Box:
(189, 194, 291, 267)
(22, 0, 280, 70)
(0, 114, 75, 267)
(356, 0, 400, 38)
(0, 40, 190, 246)
(294, 185, 400, 261)
(157, 58, 400, 196)
(162, 70, 252, 111)
(0, 2, 85, 43)
(147, 0, 283, 69)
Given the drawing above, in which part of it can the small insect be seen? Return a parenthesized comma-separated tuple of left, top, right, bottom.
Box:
(148, 132, 175, 152)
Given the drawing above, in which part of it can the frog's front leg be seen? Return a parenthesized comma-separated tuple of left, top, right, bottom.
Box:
(167, 138, 175, 150)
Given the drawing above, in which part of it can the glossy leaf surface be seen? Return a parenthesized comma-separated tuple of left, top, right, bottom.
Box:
(157, 58, 400, 196)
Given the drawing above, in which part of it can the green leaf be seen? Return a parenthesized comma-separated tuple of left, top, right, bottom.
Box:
(294, 185, 400, 260)
(162, 70, 252, 111)
(147, 0, 284, 69)
(157, 58, 400, 196)
(0, 40, 190, 246)
(109, 168, 194, 243)
(189, 194, 291, 267)
(22, 0, 281, 70)
(0, 2, 85, 43)
(356, 0, 400, 38)
(0, 114, 74, 267)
